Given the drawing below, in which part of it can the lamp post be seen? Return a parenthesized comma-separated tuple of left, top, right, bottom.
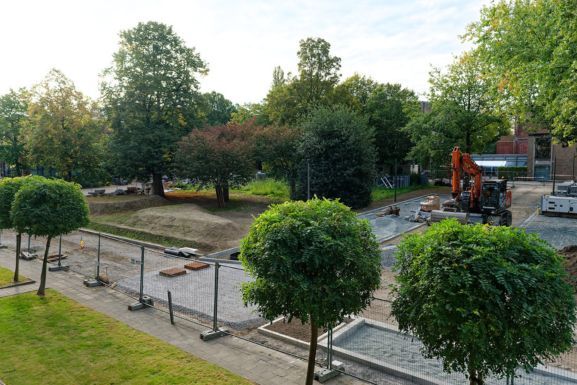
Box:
(571, 146, 577, 182)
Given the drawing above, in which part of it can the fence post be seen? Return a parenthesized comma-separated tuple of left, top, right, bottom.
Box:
(201, 262, 226, 341)
(96, 233, 101, 280)
(168, 290, 175, 325)
(128, 245, 153, 310)
(48, 234, 69, 271)
(314, 326, 343, 383)
(83, 232, 104, 287)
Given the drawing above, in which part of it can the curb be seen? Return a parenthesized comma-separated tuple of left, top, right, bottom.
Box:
(0, 279, 36, 290)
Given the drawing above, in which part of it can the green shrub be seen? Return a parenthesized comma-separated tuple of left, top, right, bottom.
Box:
(393, 219, 576, 384)
(237, 179, 289, 200)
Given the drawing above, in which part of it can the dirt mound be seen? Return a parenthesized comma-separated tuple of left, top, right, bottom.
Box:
(89, 195, 168, 215)
(560, 245, 577, 288)
(120, 204, 245, 251)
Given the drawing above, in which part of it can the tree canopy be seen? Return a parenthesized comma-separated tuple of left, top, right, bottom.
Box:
(102, 21, 207, 196)
(240, 198, 381, 385)
(0, 176, 33, 282)
(0, 89, 29, 176)
(405, 53, 508, 169)
(264, 37, 342, 126)
(175, 122, 255, 207)
(25, 69, 106, 184)
(466, 0, 577, 142)
(12, 177, 89, 296)
(298, 106, 376, 208)
(253, 125, 302, 199)
(392, 219, 576, 385)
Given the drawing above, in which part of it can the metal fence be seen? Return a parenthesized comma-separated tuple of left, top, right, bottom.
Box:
(5, 229, 577, 385)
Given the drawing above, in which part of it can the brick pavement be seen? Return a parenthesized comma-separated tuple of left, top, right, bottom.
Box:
(0, 247, 387, 385)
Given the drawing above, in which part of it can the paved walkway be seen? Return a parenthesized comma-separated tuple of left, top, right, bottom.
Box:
(0, 248, 389, 385)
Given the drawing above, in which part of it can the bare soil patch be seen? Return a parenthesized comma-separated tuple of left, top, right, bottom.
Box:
(264, 318, 351, 342)
(560, 245, 577, 289)
(88, 195, 169, 215)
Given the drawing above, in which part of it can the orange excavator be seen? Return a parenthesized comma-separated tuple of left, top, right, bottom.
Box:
(430, 146, 513, 226)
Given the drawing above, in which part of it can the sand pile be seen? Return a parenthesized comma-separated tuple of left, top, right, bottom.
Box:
(120, 204, 245, 251)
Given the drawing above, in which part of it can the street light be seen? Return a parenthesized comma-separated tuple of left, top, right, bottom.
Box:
(571, 146, 577, 182)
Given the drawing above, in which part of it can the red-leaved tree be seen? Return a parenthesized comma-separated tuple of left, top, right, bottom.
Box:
(175, 122, 255, 208)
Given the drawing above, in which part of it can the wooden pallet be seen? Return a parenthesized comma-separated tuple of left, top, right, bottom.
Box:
(159, 267, 187, 277)
(184, 261, 210, 271)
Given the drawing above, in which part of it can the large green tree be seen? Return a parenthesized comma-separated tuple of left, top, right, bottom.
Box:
(102, 21, 207, 196)
(253, 125, 302, 199)
(392, 219, 576, 385)
(11, 178, 89, 296)
(405, 53, 507, 170)
(298, 107, 376, 208)
(199, 92, 236, 126)
(264, 38, 341, 126)
(25, 69, 105, 183)
(241, 198, 381, 385)
(467, 0, 577, 142)
(0, 89, 29, 176)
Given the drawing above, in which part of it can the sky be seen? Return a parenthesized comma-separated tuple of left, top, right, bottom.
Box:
(0, 0, 489, 104)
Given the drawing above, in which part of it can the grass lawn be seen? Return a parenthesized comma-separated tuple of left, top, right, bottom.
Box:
(0, 290, 253, 385)
(371, 184, 441, 202)
(0, 266, 26, 287)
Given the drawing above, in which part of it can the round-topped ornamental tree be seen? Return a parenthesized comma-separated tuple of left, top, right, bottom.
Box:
(12, 178, 89, 296)
(392, 219, 576, 385)
(0, 176, 44, 282)
(240, 198, 382, 385)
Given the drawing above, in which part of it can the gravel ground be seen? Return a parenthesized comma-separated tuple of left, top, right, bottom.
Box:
(521, 214, 577, 249)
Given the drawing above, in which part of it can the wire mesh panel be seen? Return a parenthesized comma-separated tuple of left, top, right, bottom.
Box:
(131, 248, 215, 327)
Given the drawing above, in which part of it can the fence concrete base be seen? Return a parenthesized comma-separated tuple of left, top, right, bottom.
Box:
(128, 296, 153, 311)
(200, 328, 227, 341)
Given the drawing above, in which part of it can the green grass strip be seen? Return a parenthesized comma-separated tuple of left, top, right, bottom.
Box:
(0, 290, 253, 385)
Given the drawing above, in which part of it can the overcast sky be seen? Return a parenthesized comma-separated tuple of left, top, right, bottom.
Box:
(0, 0, 488, 104)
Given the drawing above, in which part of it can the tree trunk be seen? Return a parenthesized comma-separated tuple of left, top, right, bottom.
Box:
(215, 185, 225, 208)
(223, 182, 230, 203)
(152, 173, 165, 198)
(37, 236, 52, 297)
(305, 321, 319, 385)
(13, 233, 21, 282)
(289, 177, 297, 200)
(465, 129, 472, 154)
(469, 368, 483, 385)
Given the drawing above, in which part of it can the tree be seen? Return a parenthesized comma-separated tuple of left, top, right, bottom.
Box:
(466, 0, 577, 142)
(175, 122, 255, 208)
(365, 83, 419, 174)
(329, 74, 378, 112)
(392, 219, 576, 385)
(405, 53, 507, 170)
(0, 177, 31, 282)
(11, 177, 89, 296)
(264, 37, 341, 126)
(102, 21, 208, 196)
(0, 89, 29, 176)
(199, 92, 236, 126)
(298, 107, 376, 208)
(229, 103, 269, 126)
(240, 198, 381, 385)
(253, 125, 302, 199)
(25, 69, 105, 183)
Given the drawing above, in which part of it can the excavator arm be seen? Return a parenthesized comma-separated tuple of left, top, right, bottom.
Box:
(451, 146, 482, 209)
